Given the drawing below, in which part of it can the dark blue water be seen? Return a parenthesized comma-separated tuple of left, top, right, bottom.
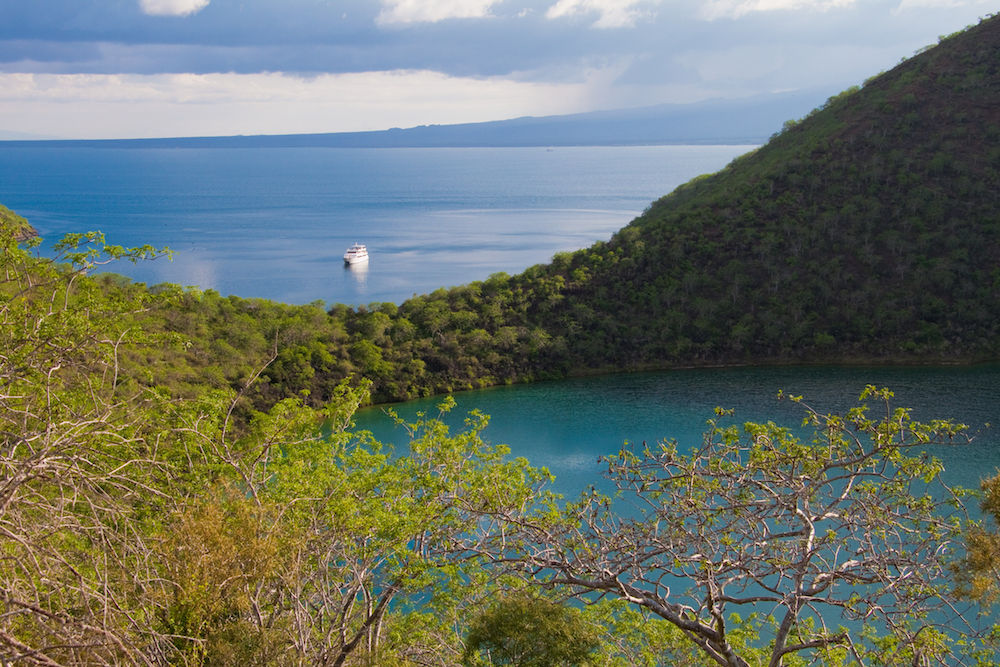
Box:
(354, 365, 1000, 498)
(0, 145, 751, 305)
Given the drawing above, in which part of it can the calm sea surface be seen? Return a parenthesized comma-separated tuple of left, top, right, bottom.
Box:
(0, 145, 751, 305)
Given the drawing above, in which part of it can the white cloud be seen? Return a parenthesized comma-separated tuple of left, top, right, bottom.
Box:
(138, 0, 210, 17)
(376, 0, 499, 25)
(545, 0, 660, 28)
(698, 0, 854, 20)
(0, 70, 611, 139)
(894, 0, 984, 9)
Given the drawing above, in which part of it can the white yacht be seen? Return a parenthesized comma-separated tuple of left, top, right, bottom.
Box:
(343, 243, 369, 265)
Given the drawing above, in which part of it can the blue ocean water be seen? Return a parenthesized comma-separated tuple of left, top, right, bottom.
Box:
(0, 145, 752, 305)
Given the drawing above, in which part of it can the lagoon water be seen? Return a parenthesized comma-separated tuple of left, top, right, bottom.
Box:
(0, 144, 751, 305)
(355, 365, 1000, 640)
(355, 364, 1000, 499)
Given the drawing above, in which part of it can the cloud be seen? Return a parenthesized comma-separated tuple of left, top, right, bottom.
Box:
(376, 0, 500, 25)
(674, 45, 785, 84)
(698, 0, 855, 20)
(672, 40, 898, 94)
(1, 0, 993, 139)
(138, 0, 210, 17)
(0, 70, 611, 138)
(893, 0, 985, 9)
(545, 0, 661, 28)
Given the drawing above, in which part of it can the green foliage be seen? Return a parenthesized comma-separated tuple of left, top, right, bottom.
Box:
(462, 595, 600, 666)
(579, 599, 703, 666)
(502, 387, 990, 666)
(2, 217, 997, 664)
(0, 202, 35, 241)
(0, 222, 553, 665)
(0, 221, 174, 663)
(956, 474, 1000, 605)
(3, 15, 1000, 664)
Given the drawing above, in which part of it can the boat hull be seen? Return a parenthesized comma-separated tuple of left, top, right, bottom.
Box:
(343, 242, 369, 264)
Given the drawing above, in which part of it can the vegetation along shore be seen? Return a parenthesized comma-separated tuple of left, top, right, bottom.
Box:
(2, 13, 1000, 667)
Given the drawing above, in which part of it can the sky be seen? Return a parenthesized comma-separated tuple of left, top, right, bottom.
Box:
(0, 0, 994, 139)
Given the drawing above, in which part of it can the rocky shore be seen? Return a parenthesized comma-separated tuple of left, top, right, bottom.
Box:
(1, 204, 37, 242)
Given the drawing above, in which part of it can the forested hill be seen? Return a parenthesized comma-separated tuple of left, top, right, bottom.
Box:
(4, 16, 999, 407)
(509, 13, 1000, 372)
(318, 13, 998, 401)
(0, 204, 35, 242)
(151, 13, 1000, 404)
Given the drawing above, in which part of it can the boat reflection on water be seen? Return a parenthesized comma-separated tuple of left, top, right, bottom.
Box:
(345, 256, 369, 291)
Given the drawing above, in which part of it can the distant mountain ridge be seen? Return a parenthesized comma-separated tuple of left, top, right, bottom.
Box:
(0, 90, 836, 148)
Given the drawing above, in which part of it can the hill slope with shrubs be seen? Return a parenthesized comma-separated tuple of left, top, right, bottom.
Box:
(8, 16, 1000, 407)
(525, 14, 1000, 372)
(293, 14, 999, 404)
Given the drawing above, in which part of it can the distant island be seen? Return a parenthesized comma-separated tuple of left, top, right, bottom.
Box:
(0, 89, 835, 148)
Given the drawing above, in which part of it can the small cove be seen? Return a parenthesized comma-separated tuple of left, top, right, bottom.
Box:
(353, 364, 1000, 498)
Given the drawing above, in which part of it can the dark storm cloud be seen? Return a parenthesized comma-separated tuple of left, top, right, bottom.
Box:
(0, 0, 722, 78)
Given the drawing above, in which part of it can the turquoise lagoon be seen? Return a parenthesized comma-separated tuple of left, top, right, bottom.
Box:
(354, 364, 1000, 498)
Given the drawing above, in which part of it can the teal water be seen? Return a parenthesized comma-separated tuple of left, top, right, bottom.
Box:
(0, 145, 751, 305)
(351, 364, 999, 652)
(353, 364, 1000, 497)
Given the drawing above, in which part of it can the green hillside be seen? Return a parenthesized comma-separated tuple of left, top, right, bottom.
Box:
(106, 14, 999, 407)
(521, 15, 1000, 371)
(0, 203, 35, 242)
(304, 13, 999, 402)
(4, 16, 998, 409)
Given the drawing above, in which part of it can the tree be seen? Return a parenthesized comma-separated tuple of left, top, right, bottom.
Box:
(462, 595, 600, 667)
(492, 387, 986, 666)
(0, 227, 172, 663)
(955, 473, 1000, 605)
(0, 222, 552, 665)
(232, 397, 547, 666)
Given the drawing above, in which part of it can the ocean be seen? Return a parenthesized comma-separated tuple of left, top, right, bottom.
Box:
(0, 144, 753, 305)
